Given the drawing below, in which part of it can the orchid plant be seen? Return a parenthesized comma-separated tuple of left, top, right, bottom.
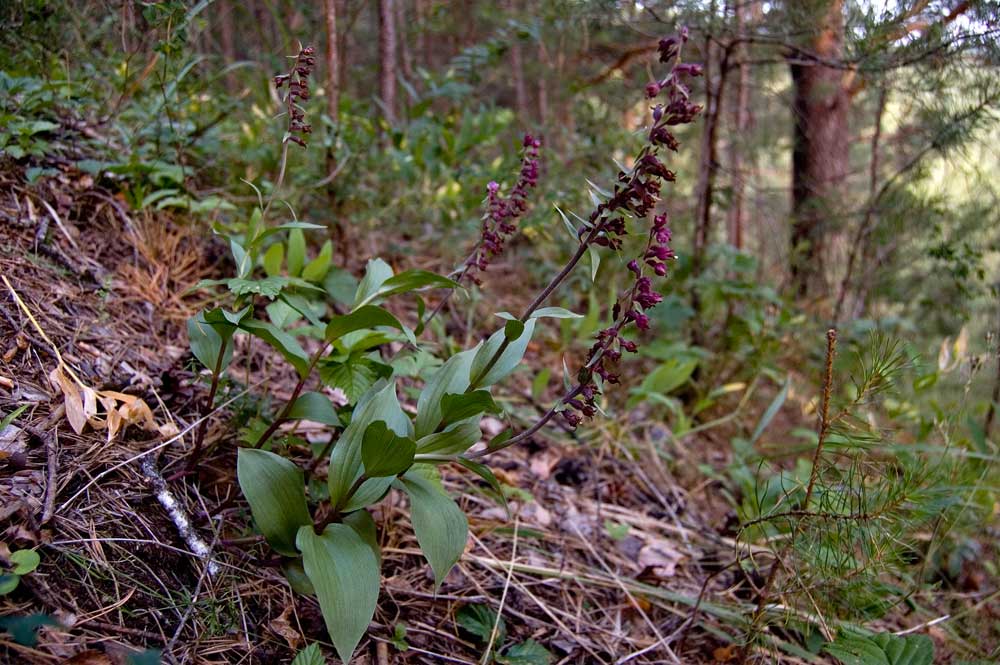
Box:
(187, 34, 701, 662)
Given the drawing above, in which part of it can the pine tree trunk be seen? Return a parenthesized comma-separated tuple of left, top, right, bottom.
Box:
(726, 0, 751, 250)
(378, 0, 398, 126)
(218, 0, 237, 92)
(788, 0, 849, 299)
(324, 0, 340, 126)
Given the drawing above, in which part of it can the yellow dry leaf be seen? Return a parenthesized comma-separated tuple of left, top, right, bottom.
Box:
(49, 367, 88, 434)
(49, 367, 162, 441)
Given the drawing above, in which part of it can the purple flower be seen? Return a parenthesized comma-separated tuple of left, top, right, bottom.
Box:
(465, 135, 543, 279)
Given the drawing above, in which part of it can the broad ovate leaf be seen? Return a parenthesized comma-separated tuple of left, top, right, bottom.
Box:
(296, 524, 380, 664)
(287, 391, 341, 426)
(415, 418, 482, 456)
(187, 310, 236, 372)
(286, 228, 307, 277)
(397, 468, 468, 588)
(353, 258, 394, 308)
(239, 319, 311, 378)
(325, 306, 403, 344)
(328, 382, 411, 509)
(237, 449, 312, 556)
(469, 319, 536, 389)
(355, 269, 457, 307)
(439, 390, 501, 425)
(302, 239, 333, 282)
(361, 421, 416, 477)
(414, 348, 478, 438)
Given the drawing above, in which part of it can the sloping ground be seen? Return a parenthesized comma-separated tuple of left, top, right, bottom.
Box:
(0, 158, 765, 664)
(5, 156, 995, 664)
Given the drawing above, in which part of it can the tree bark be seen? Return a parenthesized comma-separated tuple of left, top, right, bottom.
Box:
(692, 36, 728, 277)
(324, 0, 340, 126)
(788, 0, 849, 299)
(218, 0, 237, 92)
(726, 0, 751, 250)
(396, 0, 414, 85)
(833, 86, 887, 323)
(378, 0, 398, 126)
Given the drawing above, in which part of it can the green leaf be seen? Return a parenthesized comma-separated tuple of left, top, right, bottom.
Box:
(226, 276, 289, 298)
(0, 614, 58, 647)
(257, 221, 326, 242)
(414, 348, 478, 438)
(456, 457, 509, 518)
(266, 300, 300, 329)
(324, 268, 359, 306)
(187, 311, 236, 372)
(355, 269, 457, 308)
(353, 258, 395, 308)
(529, 306, 583, 320)
(361, 421, 416, 477)
(302, 239, 333, 282)
(343, 509, 380, 563)
(497, 640, 553, 665)
(279, 292, 323, 327)
(750, 376, 790, 445)
(325, 306, 403, 343)
(638, 358, 698, 396)
(328, 382, 411, 510)
(9, 550, 39, 575)
(246, 208, 264, 246)
(440, 390, 501, 425)
(0, 405, 29, 432)
(239, 319, 311, 378)
(237, 449, 312, 556)
(456, 604, 504, 644)
(320, 358, 382, 403)
(287, 392, 341, 426)
(286, 228, 307, 277)
(470, 319, 536, 389)
(282, 558, 315, 595)
(531, 368, 550, 401)
(587, 244, 601, 282)
(230, 238, 252, 278)
(126, 650, 163, 665)
(262, 243, 284, 277)
(297, 524, 380, 664)
(504, 319, 525, 341)
(291, 643, 324, 665)
(0, 575, 19, 595)
(554, 205, 577, 241)
(415, 418, 482, 455)
(824, 631, 933, 665)
(397, 468, 468, 588)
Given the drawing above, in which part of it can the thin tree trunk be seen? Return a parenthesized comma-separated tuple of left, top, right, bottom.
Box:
(378, 0, 398, 126)
(510, 37, 530, 121)
(692, 37, 729, 277)
(396, 0, 414, 86)
(324, 0, 340, 126)
(414, 0, 429, 69)
(726, 0, 750, 250)
(218, 0, 237, 92)
(789, 0, 849, 299)
(833, 86, 887, 323)
(985, 301, 1000, 439)
(537, 42, 550, 129)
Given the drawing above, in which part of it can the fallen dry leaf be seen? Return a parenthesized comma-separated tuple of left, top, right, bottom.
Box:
(48, 367, 161, 441)
(268, 605, 302, 649)
(713, 644, 738, 662)
(62, 649, 113, 665)
(636, 538, 684, 579)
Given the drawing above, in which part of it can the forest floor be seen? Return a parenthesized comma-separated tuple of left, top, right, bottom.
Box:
(0, 160, 994, 664)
